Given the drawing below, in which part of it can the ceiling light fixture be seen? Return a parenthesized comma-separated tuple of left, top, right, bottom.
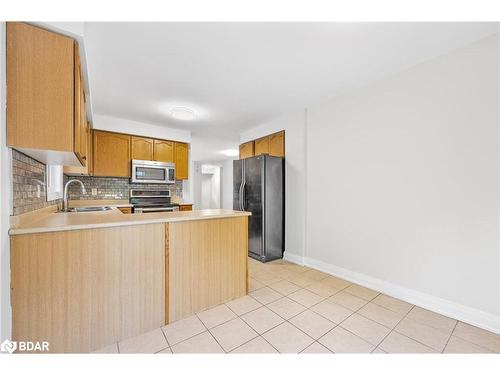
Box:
(169, 106, 196, 121)
(219, 149, 239, 157)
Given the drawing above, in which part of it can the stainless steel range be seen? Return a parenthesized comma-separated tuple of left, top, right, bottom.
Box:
(129, 189, 180, 213)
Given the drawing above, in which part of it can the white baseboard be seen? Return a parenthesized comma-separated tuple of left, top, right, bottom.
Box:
(283, 253, 500, 335)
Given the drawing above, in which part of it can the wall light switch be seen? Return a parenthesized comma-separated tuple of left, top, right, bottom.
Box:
(91, 188, 97, 196)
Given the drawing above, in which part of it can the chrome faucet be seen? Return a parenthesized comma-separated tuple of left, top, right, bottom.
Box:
(62, 179, 87, 212)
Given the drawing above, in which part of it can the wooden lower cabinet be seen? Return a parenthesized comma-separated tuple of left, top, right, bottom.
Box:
(10, 224, 165, 353)
(10, 216, 248, 352)
(167, 217, 248, 322)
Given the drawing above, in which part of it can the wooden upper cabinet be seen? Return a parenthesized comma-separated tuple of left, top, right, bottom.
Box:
(254, 136, 270, 156)
(131, 136, 154, 160)
(92, 130, 131, 177)
(7, 22, 75, 153)
(239, 141, 254, 159)
(153, 140, 174, 162)
(269, 131, 285, 157)
(73, 44, 88, 166)
(174, 142, 189, 180)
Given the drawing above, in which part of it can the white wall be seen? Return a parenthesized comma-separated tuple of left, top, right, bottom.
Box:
(93, 113, 191, 143)
(306, 34, 500, 332)
(0, 22, 12, 342)
(240, 109, 307, 259)
(221, 158, 235, 210)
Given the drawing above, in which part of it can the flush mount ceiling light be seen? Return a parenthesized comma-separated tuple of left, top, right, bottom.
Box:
(219, 149, 239, 157)
(169, 106, 196, 121)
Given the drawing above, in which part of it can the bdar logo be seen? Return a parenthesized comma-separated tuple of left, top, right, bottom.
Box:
(1, 339, 17, 354)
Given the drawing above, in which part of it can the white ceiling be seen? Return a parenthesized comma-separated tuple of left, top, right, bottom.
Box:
(84, 22, 498, 159)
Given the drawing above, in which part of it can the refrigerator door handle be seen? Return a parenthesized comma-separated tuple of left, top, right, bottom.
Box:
(238, 182, 244, 211)
(241, 181, 246, 211)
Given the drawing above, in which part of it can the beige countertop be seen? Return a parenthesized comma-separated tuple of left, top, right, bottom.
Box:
(9, 207, 250, 236)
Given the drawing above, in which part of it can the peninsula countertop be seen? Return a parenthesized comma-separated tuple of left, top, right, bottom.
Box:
(9, 207, 251, 235)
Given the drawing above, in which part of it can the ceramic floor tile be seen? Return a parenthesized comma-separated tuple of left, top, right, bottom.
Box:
(407, 306, 457, 334)
(358, 302, 405, 329)
(210, 318, 258, 352)
(340, 313, 391, 346)
(289, 310, 336, 340)
(92, 343, 118, 353)
(162, 315, 207, 346)
(343, 284, 380, 301)
(302, 269, 330, 281)
(230, 336, 278, 353)
(395, 317, 451, 351)
(310, 300, 354, 324)
(241, 306, 284, 334)
(268, 280, 301, 295)
(197, 304, 237, 329)
(267, 297, 307, 319)
(379, 331, 437, 353)
(250, 286, 284, 305)
(328, 291, 368, 311)
(226, 295, 262, 315)
(284, 274, 316, 287)
(305, 282, 341, 298)
(118, 328, 168, 354)
(248, 277, 265, 292)
(287, 289, 324, 308)
(251, 270, 282, 285)
(318, 326, 374, 353)
(262, 322, 314, 353)
(170, 332, 224, 353)
(371, 347, 388, 354)
(285, 264, 310, 273)
(371, 294, 414, 315)
(444, 335, 494, 353)
(320, 276, 351, 290)
(300, 342, 333, 353)
(453, 322, 500, 353)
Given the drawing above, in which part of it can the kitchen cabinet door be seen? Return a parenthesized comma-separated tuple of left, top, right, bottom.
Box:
(7, 22, 75, 153)
(239, 141, 254, 159)
(153, 140, 174, 162)
(254, 136, 270, 156)
(269, 131, 285, 157)
(174, 142, 189, 180)
(131, 136, 154, 161)
(93, 131, 131, 177)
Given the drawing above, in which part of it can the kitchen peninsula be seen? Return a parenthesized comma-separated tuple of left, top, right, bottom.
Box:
(9, 208, 250, 353)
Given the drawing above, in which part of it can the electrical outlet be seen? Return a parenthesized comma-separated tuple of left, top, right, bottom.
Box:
(91, 188, 97, 196)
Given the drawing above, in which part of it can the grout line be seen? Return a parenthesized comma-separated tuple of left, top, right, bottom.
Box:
(195, 314, 228, 353)
(441, 320, 459, 353)
(159, 325, 171, 348)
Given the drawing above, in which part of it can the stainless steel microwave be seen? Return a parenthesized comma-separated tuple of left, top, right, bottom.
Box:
(131, 160, 175, 184)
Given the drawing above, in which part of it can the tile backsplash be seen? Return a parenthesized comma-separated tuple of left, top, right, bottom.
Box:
(11, 149, 63, 215)
(11, 149, 184, 216)
(66, 176, 184, 201)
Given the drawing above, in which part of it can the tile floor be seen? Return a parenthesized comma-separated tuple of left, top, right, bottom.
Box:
(94, 258, 500, 354)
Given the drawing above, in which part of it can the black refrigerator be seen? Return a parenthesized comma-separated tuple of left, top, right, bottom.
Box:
(233, 154, 284, 262)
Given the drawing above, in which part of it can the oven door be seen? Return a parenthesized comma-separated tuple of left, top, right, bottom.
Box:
(134, 206, 179, 213)
(132, 163, 168, 184)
